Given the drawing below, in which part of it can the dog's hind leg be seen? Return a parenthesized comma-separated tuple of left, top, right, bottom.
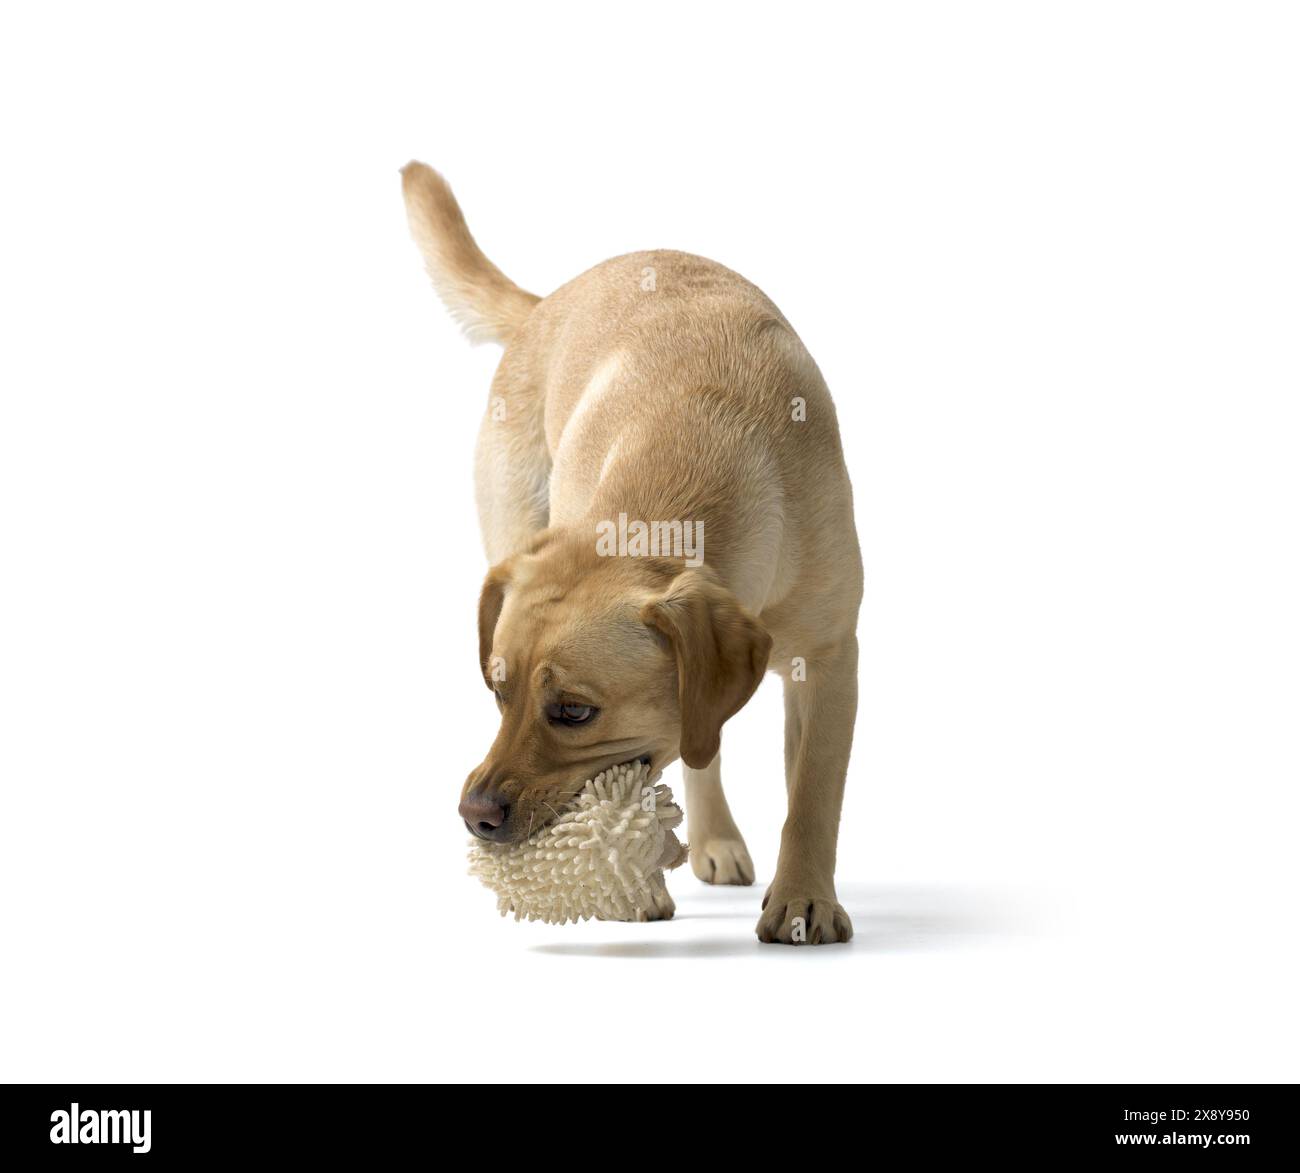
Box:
(474, 357, 551, 564)
(685, 749, 755, 886)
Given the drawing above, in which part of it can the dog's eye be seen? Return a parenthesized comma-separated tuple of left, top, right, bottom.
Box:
(547, 702, 597, 725)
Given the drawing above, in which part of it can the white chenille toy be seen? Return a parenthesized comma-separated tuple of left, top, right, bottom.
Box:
(468, 760, 688, 924)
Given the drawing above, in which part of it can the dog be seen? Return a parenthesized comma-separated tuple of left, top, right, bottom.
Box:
(402, 164, 862, 943)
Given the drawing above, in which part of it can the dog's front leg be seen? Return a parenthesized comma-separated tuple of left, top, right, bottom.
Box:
(756, 637, 857, 944)
(684, 750, 755, 886)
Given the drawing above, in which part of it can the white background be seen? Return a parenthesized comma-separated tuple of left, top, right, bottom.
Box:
(2, 2, 1297, 1083)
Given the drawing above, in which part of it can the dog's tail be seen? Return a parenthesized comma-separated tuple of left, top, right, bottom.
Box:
(400, 162, 540, 345)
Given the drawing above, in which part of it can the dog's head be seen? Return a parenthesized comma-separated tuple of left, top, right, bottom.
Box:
(459, 535, 771, 842)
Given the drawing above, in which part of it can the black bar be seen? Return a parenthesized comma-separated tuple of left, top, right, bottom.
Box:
(3, 1083, 1294, 1161)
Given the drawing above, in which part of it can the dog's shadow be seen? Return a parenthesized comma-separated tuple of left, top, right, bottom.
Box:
(529, 882, 1040, 960)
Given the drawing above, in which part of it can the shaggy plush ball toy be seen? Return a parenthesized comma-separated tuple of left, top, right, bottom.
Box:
(468, 760, 688, 924)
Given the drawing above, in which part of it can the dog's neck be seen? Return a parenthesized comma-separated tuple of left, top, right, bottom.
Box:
(571, 423, 786, 613)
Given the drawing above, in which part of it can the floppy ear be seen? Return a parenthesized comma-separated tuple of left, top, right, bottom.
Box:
(477, 561, 512, 690)
(641, 569, 773, 769)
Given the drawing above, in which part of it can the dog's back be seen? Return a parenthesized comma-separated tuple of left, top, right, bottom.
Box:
(401, 164, 856, 614)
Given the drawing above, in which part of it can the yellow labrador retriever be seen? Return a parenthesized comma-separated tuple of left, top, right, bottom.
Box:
(402, 164, 862, 943)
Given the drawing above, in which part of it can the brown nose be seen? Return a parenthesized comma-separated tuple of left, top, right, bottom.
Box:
(459, 791, 509, 840)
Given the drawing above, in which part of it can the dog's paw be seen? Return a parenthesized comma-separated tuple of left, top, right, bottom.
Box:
(634, 883, 676, 922)
(756, 890, 853, 944)
(690, 837, 755, 885)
